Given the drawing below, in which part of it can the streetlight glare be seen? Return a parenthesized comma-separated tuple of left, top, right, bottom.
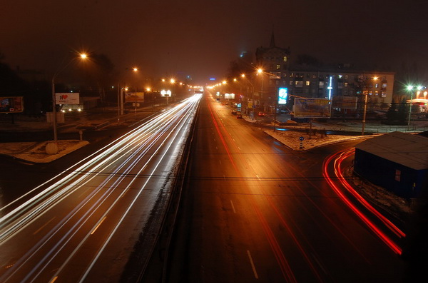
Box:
(407, 85, 414, 91)
(257, 68, 263, 74)
(80, 53, 88, 59)
(133, 67, 138, 72)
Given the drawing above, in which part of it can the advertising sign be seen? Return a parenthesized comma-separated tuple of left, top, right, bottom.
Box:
(0, 97, 24, 113)
(161, 89, 172, 97)
(125, 92, 145, 102)
(293, 98, 331, 118)
(55, 93, 80, 105)
(278, 88, 288, 105)
(224, 93, 235, 99)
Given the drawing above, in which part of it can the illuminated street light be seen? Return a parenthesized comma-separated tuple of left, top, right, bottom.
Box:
(406, 85, 424, 126)
(361, 76, 378, 136)
(407, 85, 414, 126)
(48, 52, 87, 154)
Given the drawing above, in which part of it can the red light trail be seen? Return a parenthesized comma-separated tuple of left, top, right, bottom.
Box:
(323, 149, 404, 255)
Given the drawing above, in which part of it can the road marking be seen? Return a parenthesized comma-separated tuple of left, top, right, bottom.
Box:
(247, 250, 259, 279)
(49, 276, 58, 283)
(256, 174, 260, 180)
(91, 217, 107, 235)
(230, 200, 236, 213)
(33, 217, 56, 235)
(121, 188, 129, 197)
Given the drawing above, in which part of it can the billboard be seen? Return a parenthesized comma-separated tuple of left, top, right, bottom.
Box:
(293, 98, 331, 118)
(278, 88, 288, 105)
(160, 89, 171, 97)
(0, 97, 24, 113)
(125, 92, 145, 102)
(56, 93, 79, 105)
(224, 93, 235, 99)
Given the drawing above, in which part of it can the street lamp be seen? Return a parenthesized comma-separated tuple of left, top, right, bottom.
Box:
(406, 85, 414, 127)
(118, 67, 138, 118)
(47, 52, 87, 154)
(361, 76, 378, 136)
(257, 68, 264, 102)
(241, 73, 256, 118)
(406, 85, 423, 126)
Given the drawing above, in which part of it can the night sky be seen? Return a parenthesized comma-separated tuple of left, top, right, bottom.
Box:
(1, 0, 428, 84)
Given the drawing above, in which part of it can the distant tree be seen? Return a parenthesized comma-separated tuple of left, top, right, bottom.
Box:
(397, 98, 408, 124)
(386, 102, 398, 121)
(0, 61, 29, 96)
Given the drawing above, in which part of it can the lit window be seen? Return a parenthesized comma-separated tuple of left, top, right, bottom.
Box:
(276, 64, 281, 70)
(283, 56, 287, 62)
(344, 82, 348, 87)
(295, 81, 303, 87)
(375, 83, 379, 88)
(289, 81, 293, 86)
(306, 81, 310, 86)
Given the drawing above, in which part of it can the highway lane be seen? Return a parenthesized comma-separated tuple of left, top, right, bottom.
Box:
(0, 94, 201, 283)
(168, 93, 405, 282)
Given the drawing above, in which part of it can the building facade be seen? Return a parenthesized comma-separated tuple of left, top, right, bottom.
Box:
(254, 34, 395, 116)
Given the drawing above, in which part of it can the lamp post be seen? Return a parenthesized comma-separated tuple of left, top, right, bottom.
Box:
(406, 85, 422, 127)
(407, 85, 414, 127)
(118, 67, 138, 119)
(257, 68, 264, 111)
(361, 93, 368, 135)
(361, 76, 378, 136)
(47, 52, 87, 154)
(242, 73, 256, 118)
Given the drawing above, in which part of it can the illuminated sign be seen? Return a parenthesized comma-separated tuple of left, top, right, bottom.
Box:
(224, 93, 235, 99)
(161, 89, 172, 97)
(56, 93, 79, 105)
(278, 88, 288, 105)
(125, 92, 145, 102)
(0, 97, 24, 113)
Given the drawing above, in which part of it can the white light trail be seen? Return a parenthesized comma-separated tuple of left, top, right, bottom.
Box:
(0, 94, 202, 283)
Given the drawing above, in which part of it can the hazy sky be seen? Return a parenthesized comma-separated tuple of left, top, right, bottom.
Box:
(1, 0, 427, 84)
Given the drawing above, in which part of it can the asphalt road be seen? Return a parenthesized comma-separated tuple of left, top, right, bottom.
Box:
(0, 95, 201, 283)
(166, 93, 405, 282)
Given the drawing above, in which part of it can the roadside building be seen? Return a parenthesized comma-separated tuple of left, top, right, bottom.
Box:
(354, 132, 428, 199)
(254, 34, 394, 116)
